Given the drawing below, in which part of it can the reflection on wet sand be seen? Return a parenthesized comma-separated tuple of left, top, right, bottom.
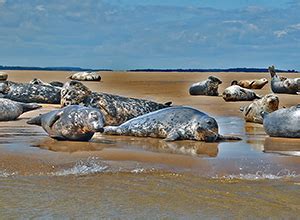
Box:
(32, 134, 219, 157)
(264, 137, 300, 156)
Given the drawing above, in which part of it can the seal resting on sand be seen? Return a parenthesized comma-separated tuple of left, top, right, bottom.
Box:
(231, 78, 268, 89)
(61, 80, 172, 125)
(102, 106, 241, 142)
(222, 85, 262, 101)
(0, 81, 61, 104)
(27, 105, 105, 141)
(69, 71, 101, 81)
(269, 66, 300, 94)
(0, 98, 41, 121)
(262, 105, 300, 138)
(0, 72, 8, 81)
(240, 94, 279, 124)
(189, 76, 222, 96)
(30, 78, 64, 88)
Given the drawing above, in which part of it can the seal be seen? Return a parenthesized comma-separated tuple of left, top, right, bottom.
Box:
(222, 85, 262, 101)
(269, 66, 300, 94)
(240, 94, 279, 124)
(0, 98, 41, 121)
(189, 76, 222, 96)
(61, 80, 172, 125)
(262, 105, 300, 138)
(0, 80, 61, 104)
(27, 105, 105, 141)
(231, 78, 268, 89)
(69, 71, 101, 81)
(102, 106, 241, 142)
(0, 72, 8, 81)
(29, 78, 64, 88)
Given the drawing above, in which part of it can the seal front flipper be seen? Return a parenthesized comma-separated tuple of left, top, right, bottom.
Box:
(21, 103, 42, 113)
(48, 111, 63, 128)
(164, 130, 181, 142)
(103, 126, 122, 135)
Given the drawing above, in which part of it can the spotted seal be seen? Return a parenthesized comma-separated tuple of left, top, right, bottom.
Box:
(269, 66, 300, 94)
(0, 80, 61, 104)
(240, 94, 279, 124)
(61, 80, 172, 125)
(231, 78, 268, 89)
(222, 85, 262, 101)
(30, 78, 64, 88)
(27, 105, 105, 141)
(102, 106, 241, 142)
(69, 71, 101, 81)
(0, 72, 8, 81)
(189, 76, 222, 96)
(0, 98, 41, 121)
(262, 105, 300, 138)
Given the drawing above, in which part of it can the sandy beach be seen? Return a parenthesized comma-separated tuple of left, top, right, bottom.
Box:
(0, 70, 299, 218)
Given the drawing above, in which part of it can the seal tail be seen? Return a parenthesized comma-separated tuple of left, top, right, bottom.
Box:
(217, 135, 241, 141)
(27, 115, 42, 126)
(21, 103, 42, 113)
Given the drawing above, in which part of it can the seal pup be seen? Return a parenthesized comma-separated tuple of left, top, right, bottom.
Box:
(0, 72, 8, 81)
(0, 81, 61, 104)
(222, 85, 262, 101)
(27, 105, 105, 141)
(29, 78, 64, 88)
(0, 98, 41, 121)
(262, 105, 300, 138)
(269, 66, 300, 94)
(61, 80, 172, 125)
(240, 94, 279, 124)
(69, 71, 101, 81)
(102, 106, 241, 142)
(189, 76, 222, 96)
(231, 78, 268, 89)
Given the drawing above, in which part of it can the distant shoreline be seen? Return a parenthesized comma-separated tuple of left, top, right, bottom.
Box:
(0, 65, 298, 73)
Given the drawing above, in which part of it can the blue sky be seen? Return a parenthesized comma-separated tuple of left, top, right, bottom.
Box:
(0, 0, 299, 70)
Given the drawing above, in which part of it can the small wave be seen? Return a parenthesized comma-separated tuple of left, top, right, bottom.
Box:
(214, 169, 299, 180)
(0, 170, 17, 177)
(51, 157, 108, 176)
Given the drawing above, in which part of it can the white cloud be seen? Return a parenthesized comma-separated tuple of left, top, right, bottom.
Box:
(36, 5, 45, 11)
(274, 30, 288, 38)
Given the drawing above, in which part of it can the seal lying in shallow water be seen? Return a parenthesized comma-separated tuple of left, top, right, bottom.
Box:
(231, 78, 268, 89)
(69, 71, 101, 81)
(262, 105, 300, 138)
(0, 81, 61, 104)
(61, 80, 172, 125)
(102, 106, 241, 142)
(0, 98, 41, 121)
(240, 94, 279, 124)
(189, 76, 222, 96)
(222, 85, 262, 101)
(30, 78, 64, 87)
(27, 105, 105, 141)
(269, 66, 300, 94)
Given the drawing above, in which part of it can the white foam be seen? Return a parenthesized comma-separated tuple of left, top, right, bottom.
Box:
(0, 170, 17, 177)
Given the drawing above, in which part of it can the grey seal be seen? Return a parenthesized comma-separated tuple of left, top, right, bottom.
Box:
(30, 78, 64, 87)
(231, 78, 268, 89)
(222, 85, 262, 101)
(240, 94, 279, 124)
(189, 76, 222, 96)
(69, 71, 101, 81)
(269, 66, 300, 94)
(27, 105, 105, 141)
(102, 106, 241, 142)
(0, 72, 8, 81)
(0, 98, 41, 121)
(0, 80, 61, 104)
(61, 80, 172, 125)
(262, 105, 300, 138)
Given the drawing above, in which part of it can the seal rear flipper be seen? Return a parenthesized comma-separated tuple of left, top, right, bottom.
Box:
(217, 135, 242, 141)
(21, 103, 42, 113)
(27, 114, 42, 126)
(164, 101, 172, 106)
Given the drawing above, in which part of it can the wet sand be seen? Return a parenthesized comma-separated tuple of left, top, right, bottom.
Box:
(1, 70, 300, 218)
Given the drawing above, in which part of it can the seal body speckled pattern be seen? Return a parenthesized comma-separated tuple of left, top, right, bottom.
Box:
(29, 78, 64, 88)
(189, 76, 222, 96)
(240, 94, 279, 124)
(61, 81, 172, 126)
(27, 105, 105, 141)
(222, 85, 261, 101)
(69, 71, 101, 81)
(0, 81, 61, 104)
(262, 105, 300, 138)
(103, 106, 241, 142)
(269, 66, 300, 94)
(0, 98, 41, 121)
(231, 78, 268, 89)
